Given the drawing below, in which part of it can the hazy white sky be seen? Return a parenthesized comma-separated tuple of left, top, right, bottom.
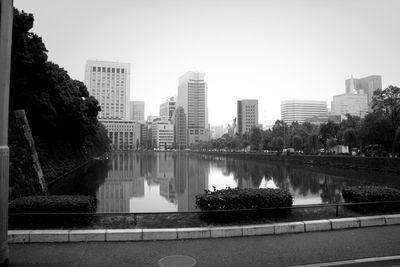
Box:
(14, 0, 400, 126)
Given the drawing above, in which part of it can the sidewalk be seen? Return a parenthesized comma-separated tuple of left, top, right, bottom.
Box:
(9, 224, 400, 267)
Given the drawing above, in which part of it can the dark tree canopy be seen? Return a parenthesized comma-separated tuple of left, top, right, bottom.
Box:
(10, 8, 109, 155)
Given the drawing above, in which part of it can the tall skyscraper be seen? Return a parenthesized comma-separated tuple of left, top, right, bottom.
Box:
(177, 71, 209, 146)
(237, 99, 259, 134)
(129, 101, 145, 121)
(160, 96, 176, 120)
(85, 60, 130, 119)
(345, 75, 382, 111)
(281, 100, 327, 124)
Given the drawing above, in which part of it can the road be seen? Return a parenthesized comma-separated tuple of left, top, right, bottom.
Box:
(8, 225, 400, 266)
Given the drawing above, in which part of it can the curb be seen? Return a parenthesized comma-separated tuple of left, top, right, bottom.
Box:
(8, 214, 400, 244)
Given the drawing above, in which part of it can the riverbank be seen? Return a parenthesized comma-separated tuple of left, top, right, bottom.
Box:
(197, 151, 400, 174)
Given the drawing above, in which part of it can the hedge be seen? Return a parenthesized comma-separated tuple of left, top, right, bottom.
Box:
(342, 186, 400, 203)
(9, 195, 97, 229)
(196, 188, 293, 210)
(342, 186, 400, 213)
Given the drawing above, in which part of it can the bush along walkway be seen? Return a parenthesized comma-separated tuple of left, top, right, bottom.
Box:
(8, 214, 400, 243)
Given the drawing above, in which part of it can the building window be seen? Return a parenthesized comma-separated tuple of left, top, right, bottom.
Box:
(107, 68, 110, 73)
(121, 69, 124, 74)
(102, 67, 106, 72)
(97, 67, 101, 72)
(92, 67, 96, 72)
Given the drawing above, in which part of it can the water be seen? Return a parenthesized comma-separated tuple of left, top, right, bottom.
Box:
(49, 152, 400, 213)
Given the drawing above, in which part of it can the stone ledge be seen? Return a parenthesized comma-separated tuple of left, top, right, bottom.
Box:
(304, 220, 331, 232)
(142, 228, 177, 241)
(330, 218, 360, 229)
(275, 222, 305, 234)
(210, 226, 242, 238)
(385, 214, 400, 225)
(69, 229, 106, 242)
(8, 230, 30, 244)
(106, 229, 142, 241)
(242, 224, 274, 236)
(30, 230, 69, 243)
(177, 228, 211, 240)
(358, 215, 386, 227)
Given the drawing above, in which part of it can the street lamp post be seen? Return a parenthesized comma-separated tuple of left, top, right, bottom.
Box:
(0, 0, 13, 265)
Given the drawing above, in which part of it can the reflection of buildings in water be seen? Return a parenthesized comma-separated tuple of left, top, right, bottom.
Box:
(96, 153, 145, 212)
(159, 179, 177, 204)
(175, 155, 209, 211)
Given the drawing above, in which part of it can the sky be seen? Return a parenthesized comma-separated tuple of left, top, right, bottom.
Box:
(13, 0, 400, 126)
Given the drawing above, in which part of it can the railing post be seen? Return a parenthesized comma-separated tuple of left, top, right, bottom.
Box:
(0, 0, 13, 265)
(335, 204, 339, 218)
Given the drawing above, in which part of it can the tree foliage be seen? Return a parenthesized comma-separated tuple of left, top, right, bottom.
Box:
(10, 9, 109, 155)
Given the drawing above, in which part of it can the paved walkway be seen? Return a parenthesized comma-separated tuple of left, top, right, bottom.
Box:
(8, 225, 400, 267)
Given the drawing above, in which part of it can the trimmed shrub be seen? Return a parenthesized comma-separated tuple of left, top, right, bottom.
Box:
(342, 186, 400, 203)
(342, 186, 400, 213)
(196, 188, 293, 210)
(195, 188, 293, 221)
(9, 195, 97, 229)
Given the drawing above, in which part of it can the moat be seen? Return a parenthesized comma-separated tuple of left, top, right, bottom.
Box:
(49, 152, 400, 213)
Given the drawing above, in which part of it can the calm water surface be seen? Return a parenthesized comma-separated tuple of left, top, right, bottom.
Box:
(49, 152, 400, 213)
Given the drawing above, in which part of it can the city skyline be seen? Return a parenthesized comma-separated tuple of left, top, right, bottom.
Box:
(13, 0, 400, 125)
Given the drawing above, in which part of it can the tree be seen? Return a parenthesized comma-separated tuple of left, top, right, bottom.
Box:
(293, 135, 303, 151)
(249, 126, 262, 151)
(360, 111, 392, 150)
(10, 8, 110, 157)
(319, 121, 339, 152)
(394, 127, 400, 154)
(274, 137, 284, 154)
(308, 134, 319, 154)
(343, 128, 357, 148)
(372, 86, 400, 154)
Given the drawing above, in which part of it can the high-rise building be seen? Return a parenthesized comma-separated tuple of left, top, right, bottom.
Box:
(237, 99, 259, 134)
(177, 71, 209, 146)
(172, 106, 187, 149)
(345, 75, 382, 111)
(211, 125, 225, 139)
(129, 101, 145, 121)
(160, 96, 176, 120)
(85, 60, 130, 119)
(281, 100, 327, 124)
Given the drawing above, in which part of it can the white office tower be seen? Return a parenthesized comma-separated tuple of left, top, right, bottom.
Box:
(281, 100, 327, 124)
(85, 60, 130, 119)
(152, 120, 174, 150)
(177, 71, 210, 146)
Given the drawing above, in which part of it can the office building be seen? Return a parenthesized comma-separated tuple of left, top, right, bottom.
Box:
(172, 106, 187, 149)
(331, 93, 368, 118)
(152, 120, 174, 149)
(160, 96, 176, 120)
(281, 100, 327, 124)
(100, 119, 141, 150)
(177, 71, 210, 145)
(85, 60, 130, 119)
(129, 101, 145, 121)
(211, 125, 225, 139)
(345, 75, 382, 111)
(237, 99, 259, 134)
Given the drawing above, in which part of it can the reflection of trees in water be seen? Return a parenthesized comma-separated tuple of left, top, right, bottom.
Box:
(206, 156, 360, 203)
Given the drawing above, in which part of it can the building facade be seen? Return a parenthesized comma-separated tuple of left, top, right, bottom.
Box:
(151, 120, 174, 149)
(331, 93, 368, 118)
(177, 71, 210, 146)
(129, 101, 145, 121)
(172, 106, 187, 149)
(237, 99, 259, 134)
(281, 100, 327, 124)
(85, 60, 130, 119)
(100, 119, 141, 150)
(345, 75, 382, 111)
(160, 96, 176, 120)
